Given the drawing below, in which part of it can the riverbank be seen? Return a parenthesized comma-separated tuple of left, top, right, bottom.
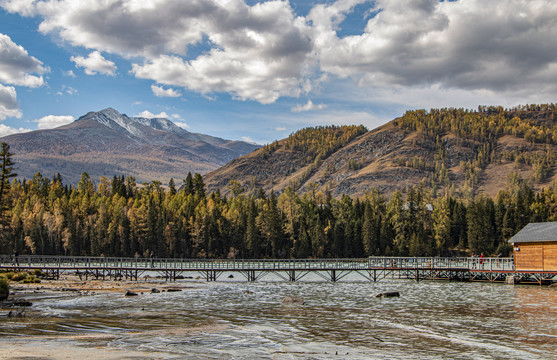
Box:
(1, 337, 178, 359)
(6, 274, 201, 296)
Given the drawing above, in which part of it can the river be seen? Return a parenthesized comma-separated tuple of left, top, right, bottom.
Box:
(2, 273, 557, 359)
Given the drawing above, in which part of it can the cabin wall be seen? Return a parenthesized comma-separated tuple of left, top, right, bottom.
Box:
(513, 242, 557, 271)
(543, 242, 557, 270)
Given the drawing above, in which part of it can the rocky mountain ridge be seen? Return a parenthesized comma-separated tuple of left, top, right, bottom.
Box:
(2, 108, 259, 184)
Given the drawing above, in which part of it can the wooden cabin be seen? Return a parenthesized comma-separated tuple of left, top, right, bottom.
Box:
(509, 222, 557, 271)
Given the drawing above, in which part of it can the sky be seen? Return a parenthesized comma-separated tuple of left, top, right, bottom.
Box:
(0, 0, 556, 144)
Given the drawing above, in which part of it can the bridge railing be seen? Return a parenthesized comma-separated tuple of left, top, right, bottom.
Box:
(0, 255, 514, 272)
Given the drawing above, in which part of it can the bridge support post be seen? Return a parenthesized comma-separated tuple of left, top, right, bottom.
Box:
(247, 270, 256, 282)
(206, 271, 218, 281)
(416, 269, 420, 282)
(289, 270, 295, 281)
(331, 270, 337, 282)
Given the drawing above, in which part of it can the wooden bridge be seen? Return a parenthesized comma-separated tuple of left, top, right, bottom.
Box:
(1, 255, 556, 284)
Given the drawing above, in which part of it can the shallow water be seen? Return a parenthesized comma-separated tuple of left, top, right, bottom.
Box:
(2, 273, 557, 359)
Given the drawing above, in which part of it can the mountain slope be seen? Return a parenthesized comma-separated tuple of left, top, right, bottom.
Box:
(2, 108, 259, 184)
(205, 105, 557, 198)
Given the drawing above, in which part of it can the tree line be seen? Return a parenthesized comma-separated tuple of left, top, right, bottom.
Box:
(1, 152, 556, 259)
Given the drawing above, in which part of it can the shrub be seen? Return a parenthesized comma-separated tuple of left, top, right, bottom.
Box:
(11, 272, 28, 282)
(33, 269, 44, 277)
(22, 276, 40, 284)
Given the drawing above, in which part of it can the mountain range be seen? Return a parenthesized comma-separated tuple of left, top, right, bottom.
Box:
(4, 105, 556, 198)
(1, 108, 259, 184)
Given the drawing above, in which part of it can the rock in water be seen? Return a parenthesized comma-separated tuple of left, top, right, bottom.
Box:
(13, 299, 32, 307)
(374, 291, 400, 298)
(125, 290, 139, 296)
(151, 288, 160, 293)
(282, 296, 304, 305)
(167, 288, 182, 292)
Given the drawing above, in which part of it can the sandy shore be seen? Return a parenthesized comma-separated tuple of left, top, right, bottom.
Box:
(7, 274, 202, 297)
(1, 337, 179, 359)
(1, 276, 210, 359)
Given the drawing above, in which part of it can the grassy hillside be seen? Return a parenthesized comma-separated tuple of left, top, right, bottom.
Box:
(205, 104, 557, 198)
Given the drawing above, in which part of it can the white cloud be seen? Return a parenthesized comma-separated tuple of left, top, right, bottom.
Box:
(291, 100, 327, 112)
(275, 127, 286, 131)
(4, 0, 315, 104)
(5, 0, 557, 105)
(61, 85, 77, 95)
(312, 0, 557, 95)
(63, 69, 76, 78)
(241, 136, 256, 144)
(0, 123, 31, 137)
(0, 84, 21, 120)
(174, 121, 190, 129)
(136, 110, 170, 119)
(34, 114, 74, 129)
(0, 33, 46, 87)
(71, 51, 116, 76)
(151, 84, 181, 97)
(0, 0, 37, 17)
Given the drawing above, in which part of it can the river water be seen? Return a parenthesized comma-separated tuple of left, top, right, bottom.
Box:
(2, 273, 557, 359)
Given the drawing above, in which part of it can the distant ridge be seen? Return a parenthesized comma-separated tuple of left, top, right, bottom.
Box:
(205, 105, 557, 198)
(1, 108, 260, 184)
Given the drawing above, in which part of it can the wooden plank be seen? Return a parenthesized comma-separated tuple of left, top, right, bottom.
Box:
(515, 243, 544, 271)
(543, 242, 557, 271)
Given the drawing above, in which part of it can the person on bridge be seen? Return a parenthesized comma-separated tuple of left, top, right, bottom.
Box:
(479, 253, 485, 268)
(12, 249, 19, 267)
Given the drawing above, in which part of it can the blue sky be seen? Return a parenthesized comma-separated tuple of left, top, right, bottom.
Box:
(1, 0, 557, 144)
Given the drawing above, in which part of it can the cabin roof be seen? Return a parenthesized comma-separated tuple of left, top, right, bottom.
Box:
(508, 222, 557, 244)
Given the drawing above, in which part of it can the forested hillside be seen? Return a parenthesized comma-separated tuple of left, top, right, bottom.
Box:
(206, 104, 557, 198)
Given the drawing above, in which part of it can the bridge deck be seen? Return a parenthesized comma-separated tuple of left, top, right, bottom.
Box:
(1, 255, 555, 284)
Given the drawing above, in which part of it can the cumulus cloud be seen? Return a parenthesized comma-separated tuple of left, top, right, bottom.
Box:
(241, 136, 256, 144)
(311, 0, 557, 94)
(174, 121, 190, 129)
(0, 123, 31, 137)
(34, 115, 74, 129)
(63, 70, 76, 78)
(0, 0, 37, 17)
(4, 0, 557, 105)
(0, 84, 21, 120)
(291, 100, 327, 112)
(151, 84, 181, 97)
(136, 110, 170, 119)
(71, 51, 116, 76)
(275, 126, 286, 131)
(0, 33, 46, 87)
(3, 0, 314, 104)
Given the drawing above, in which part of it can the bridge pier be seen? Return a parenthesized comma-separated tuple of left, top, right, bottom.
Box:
(289, 270, 296, 281)
(331, 270, 337, 282)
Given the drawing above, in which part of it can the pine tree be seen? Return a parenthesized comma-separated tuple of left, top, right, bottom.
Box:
(168, 178, 177, 196)
(0, 143, 17, 212)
